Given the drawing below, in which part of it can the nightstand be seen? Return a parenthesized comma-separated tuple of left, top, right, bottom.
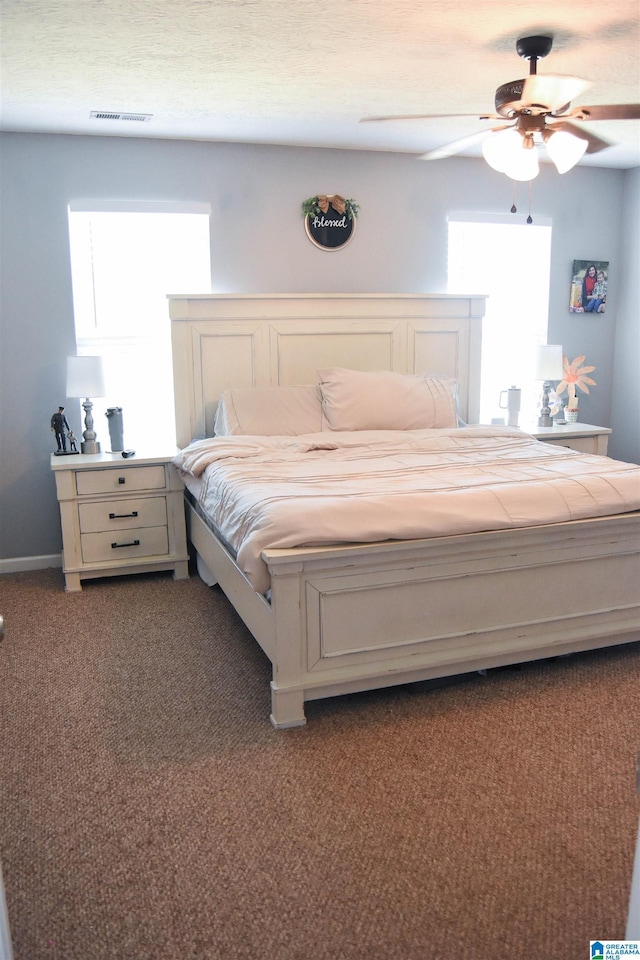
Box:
(523, 422, 611, 456)
(51, 451, 190, 591)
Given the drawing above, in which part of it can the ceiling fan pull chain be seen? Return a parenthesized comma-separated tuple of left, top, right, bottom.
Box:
(510, 181, 517, 213)
(527, 182, 533, 223)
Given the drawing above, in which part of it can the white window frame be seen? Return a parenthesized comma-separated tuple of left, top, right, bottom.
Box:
(447, 212, 553, 425)
(67, 201, 211, 449)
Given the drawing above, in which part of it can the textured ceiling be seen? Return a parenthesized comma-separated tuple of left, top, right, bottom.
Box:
(1, 0, 639, 169)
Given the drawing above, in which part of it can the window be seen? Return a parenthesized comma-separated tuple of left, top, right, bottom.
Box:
(68, 202, 211, 449)
(447, 214, 552, 424)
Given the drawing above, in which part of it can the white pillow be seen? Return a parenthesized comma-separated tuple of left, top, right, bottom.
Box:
(318, 368, 458, 431)
(214, 384, 324, 436)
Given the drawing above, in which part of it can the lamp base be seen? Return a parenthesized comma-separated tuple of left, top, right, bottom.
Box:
(537, 380, 554, 428)
(81, 440, 101, 455)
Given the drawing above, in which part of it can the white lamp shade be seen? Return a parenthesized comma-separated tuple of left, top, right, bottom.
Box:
(482, 128, 521, 172)
(482, 129, 540, 181)
(545, 129, 588, 174)
(504, 144, 539, 182)
(66, 355, 106, 398)
(535, 344, 564, 381)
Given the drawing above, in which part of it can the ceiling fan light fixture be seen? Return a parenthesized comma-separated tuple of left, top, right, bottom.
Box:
(362, 35, 639, 170)
(482, 128, 539, 180)
(543, 128, 588, 173)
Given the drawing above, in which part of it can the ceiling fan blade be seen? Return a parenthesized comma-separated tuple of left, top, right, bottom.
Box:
(547, 120, 611, 154)
(561, 103, 640, 121)
(360, 112, 501, 123)
(520, 75, 591, 112)
(420, 125, 513, 161)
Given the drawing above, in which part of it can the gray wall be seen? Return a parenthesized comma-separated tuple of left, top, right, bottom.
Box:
(610, 167, 640, 466)
(0, 132, 637, 564)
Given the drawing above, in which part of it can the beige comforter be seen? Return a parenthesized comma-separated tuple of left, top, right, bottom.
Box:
(173, 427, 640, 593)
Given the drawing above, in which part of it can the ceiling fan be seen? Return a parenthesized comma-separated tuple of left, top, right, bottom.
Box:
(361, 35, 640, 180)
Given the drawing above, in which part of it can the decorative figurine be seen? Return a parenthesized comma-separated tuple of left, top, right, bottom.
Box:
(51, 406, 79, 455)
(67, 429, 78, 452)
(51, 406, 69, 452)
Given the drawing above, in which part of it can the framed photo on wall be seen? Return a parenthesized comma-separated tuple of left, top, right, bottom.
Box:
(570, 260, 609, 314)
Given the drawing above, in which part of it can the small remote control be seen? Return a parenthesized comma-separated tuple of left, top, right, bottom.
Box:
(121, 450, 136, 458)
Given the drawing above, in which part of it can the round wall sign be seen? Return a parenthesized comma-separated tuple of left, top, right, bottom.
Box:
(302, 195, 359, 251)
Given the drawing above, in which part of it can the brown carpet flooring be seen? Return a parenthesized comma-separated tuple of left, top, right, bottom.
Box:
(0, 567, 638, 960)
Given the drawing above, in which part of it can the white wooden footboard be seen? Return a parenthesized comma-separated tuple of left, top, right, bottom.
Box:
(185, 501, 640, 728)
(263, 513, 640, 727)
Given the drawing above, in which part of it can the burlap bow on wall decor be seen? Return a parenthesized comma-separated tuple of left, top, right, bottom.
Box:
(317, 195, 346, 215)
(301, 195, 360, 220)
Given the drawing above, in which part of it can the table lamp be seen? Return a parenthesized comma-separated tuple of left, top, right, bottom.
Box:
(535, 345, 563, 428)
(66, 355, 106, 454)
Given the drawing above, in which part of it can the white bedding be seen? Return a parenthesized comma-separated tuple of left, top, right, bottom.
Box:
(173, 427, 640, 594)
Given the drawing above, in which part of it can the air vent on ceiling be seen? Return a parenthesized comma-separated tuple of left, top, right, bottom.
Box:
(90, 111, 152, 122)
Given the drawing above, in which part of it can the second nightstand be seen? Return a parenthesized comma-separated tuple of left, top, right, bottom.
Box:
(524, 422, 611, 456)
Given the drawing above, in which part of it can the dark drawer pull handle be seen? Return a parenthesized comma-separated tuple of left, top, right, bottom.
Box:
(109, 511, 139, 519)
(118, 477, 126, 484)
(111, 539, 140, 549)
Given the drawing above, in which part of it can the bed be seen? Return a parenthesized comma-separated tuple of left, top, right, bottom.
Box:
(170, 294, 640, 728)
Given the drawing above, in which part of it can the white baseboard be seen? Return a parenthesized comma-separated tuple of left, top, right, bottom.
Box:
(0, 554, 62, 576)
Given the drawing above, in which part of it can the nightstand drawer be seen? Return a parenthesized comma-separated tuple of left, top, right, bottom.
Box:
(80, 526, 169, 564)
(78, 496, 168, 533)
(75, 465, 166, 496)
(543, 437, 604, 455)
(525, 423, 611, 457)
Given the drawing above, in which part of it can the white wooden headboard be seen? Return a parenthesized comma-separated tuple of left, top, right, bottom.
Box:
(169, 294, 485, 447)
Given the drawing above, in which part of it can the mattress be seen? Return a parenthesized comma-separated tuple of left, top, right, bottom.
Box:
(173, 426, 640, 594)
